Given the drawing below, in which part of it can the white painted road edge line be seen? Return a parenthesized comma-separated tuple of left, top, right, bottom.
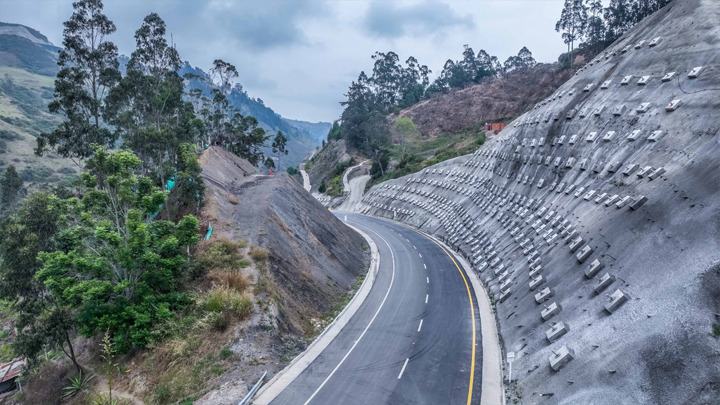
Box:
(253, 224, 380, 405)
(303, 229, 397, 404)
(397, 358, 409, 379)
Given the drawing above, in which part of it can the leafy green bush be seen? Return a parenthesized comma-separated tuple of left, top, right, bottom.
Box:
(286, 166, 298, 176)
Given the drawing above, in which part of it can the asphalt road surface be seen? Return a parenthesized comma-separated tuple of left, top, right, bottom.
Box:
(269, 213, 483, 405)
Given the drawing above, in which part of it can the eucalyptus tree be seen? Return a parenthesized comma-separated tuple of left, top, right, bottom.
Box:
(556, 0, 588, 66)
(37, 0, 120, 159)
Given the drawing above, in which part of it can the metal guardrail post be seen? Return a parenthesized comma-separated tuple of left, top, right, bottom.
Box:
(238, 370, 267, 405)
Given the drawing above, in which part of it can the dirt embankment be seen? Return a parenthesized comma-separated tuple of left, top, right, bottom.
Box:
(304, 139, 352, 192)
(200, 146, 369, 335)
(397, 64, 575, 137)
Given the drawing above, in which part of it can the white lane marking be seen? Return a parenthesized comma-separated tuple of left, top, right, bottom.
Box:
(406, 239, 410, 242)
(427, 277, 429, 284)
(425, 294, 428, 304)
(424, 263, 427, 270)
(414, 245, 417, 250)
(419, 254, 422, 258)
(304, 229, 397, 404)
(418, 319, 423, 332)
(398, 358, 409, 379)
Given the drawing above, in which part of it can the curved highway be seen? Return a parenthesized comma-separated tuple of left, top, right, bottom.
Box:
(266, 213, 483, 405)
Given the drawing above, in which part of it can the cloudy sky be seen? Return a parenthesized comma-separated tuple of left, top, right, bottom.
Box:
(1, 0, 568, 123)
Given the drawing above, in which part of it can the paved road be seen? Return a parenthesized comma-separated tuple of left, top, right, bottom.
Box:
(341, 160, 368, 193)
(268, 213, 483, 405)
(338, 175, 370, 212)
(300, 169, 311, 192)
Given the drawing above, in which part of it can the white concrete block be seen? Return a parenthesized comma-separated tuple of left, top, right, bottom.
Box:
(636, 102, 651, 113)
(604, 289, 630, 313)
(603, 131, 616, 142)
(661, 72, 676, 82)
(549, 345, 575, 371)
(666, 99, 682, 111)
(688, 66, 703, 79)
(585, 259, 604, 278)
(541, 302, 561, 321)
(576, 244, 594, 262)
(546, 322, 569, 342)
(648, 130, 665, 142)
(594, 273, 616, 293)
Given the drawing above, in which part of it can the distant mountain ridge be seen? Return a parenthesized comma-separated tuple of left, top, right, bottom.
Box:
(0, 21, 325, 170)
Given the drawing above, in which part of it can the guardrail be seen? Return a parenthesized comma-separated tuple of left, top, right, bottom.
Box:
(238, 370, 267, 405)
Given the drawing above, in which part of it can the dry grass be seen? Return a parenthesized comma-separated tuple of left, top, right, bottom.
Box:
(208, 269, 248, 292)
(249, 246, 269, 262)
(195, 239, 250, 275)
(227, 194, 239, 205)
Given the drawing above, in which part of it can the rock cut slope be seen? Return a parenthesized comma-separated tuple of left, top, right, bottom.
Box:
(356, 0, 720, 403)
(200, 147, 369, 336)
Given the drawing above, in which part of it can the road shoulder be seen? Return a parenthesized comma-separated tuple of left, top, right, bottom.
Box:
(252, 224, 379, 404)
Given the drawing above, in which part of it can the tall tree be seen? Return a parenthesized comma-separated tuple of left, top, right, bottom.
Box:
(210, 59, 239, 95)
(0, 165, 24, 217)
(272, 131, 288, 170)
(0, 192, 81, 372)
(105, 12, 199, 201)
(503, 47, 537, 73)
(556, 0, 588, 66)
(604, 0, 635, 41)
(370, 51, 402, 111)
(36, 146, 200, 351)
(37, 0, 120, 159)
(584, 0, 607, 50)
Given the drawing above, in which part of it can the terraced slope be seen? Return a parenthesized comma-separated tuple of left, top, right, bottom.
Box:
(355, 0, 720, 403)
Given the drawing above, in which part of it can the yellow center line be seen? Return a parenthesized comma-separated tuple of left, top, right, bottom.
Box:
(408, 226, 477, 405)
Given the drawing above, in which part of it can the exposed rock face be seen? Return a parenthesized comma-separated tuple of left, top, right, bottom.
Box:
(356, 0, 720, 403)
(200, 147, 368, 335)
(398, 64, 575, 138)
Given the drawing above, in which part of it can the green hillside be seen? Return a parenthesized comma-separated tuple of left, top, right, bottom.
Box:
(0, 66, 77, 185)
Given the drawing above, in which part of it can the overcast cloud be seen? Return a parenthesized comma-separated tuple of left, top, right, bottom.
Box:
(0, 0, 567, 123)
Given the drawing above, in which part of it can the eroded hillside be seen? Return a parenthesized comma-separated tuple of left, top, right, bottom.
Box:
(357, 0, 720, 403)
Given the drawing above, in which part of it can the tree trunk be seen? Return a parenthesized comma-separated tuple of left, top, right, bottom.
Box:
(64, 330, 81, 373)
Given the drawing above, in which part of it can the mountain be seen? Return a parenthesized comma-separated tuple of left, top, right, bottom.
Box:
(0, 21, 322, 177)
(0, 23, 74, 186)
(283, 118, 332, 144)
(179, 63, 322, 170)
(0, 23, 60, 76)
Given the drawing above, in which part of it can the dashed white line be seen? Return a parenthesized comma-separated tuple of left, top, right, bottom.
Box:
(413, 245, 417, 249)
(398, 358, 409, 379)
(424, 263, 427, 269)
(419, 254, 422, 258)
(425, 294, 428, 304)
(427, 277, 429, 284)
(418, 319, 423, 332)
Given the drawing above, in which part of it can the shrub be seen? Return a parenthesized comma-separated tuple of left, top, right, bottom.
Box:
(195, 239, 249, 274)
(249, 247, 269, 262)
(232, 293, 253, 319)
(205, 287, 254, 322)
(219, 347, 233, 360)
